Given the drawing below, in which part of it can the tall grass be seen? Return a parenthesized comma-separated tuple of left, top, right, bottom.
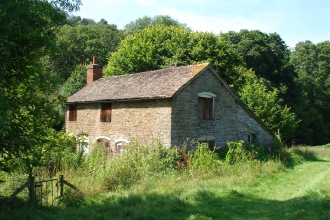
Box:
(0, 137, 303, 207)
(46, 137, 289, 197)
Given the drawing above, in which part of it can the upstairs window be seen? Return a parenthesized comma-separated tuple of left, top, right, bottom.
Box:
(198, 92, 216, 120)
(68, 104, 77, 121)
(100, 103, 112, 122)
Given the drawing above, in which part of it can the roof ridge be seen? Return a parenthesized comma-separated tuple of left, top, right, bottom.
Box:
(103, 62, 210, 80)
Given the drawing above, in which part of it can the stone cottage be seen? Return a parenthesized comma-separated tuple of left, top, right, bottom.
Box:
(65, 57, 274, 152)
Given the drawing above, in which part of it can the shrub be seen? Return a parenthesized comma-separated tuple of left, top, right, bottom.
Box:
(225, 141, 251, 164)
(103, 136, 180, 190)
(188, 142, 221, 175)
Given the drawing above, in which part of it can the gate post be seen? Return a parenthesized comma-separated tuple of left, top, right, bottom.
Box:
(59, 175, 64, 197)
(29, 175, 35, 205)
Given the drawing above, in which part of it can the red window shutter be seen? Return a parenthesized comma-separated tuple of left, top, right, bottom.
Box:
(101, 103, 112, 122)
(205, 98, 213, 120)
(198, 97, 214, 120)
(69, 104, 77, 121)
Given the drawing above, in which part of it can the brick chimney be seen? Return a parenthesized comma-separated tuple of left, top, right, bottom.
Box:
(86, 56, 103, 85)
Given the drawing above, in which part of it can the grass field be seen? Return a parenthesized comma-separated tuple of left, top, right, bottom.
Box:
(1, 144, 330, 219)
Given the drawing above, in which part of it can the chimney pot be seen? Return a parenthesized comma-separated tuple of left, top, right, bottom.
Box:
(93, 56, 97, 64)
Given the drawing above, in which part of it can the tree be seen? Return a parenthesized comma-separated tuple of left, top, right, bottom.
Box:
(123, 15, 187, 36)
(239, 80, 298, 142)
(46, 20, 123, 80)
(59, 64, 87, 99)
(220, 30, 297, 102)
(0, 0, 81, 173)
(290, 40, 330, 145)
(105, 25, 247, 90)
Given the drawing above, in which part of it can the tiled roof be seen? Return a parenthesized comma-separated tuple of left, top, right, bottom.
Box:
(67, 63, 210, 103)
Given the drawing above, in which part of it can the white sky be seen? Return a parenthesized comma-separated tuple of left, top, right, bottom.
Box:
(73, 0, 330, 47)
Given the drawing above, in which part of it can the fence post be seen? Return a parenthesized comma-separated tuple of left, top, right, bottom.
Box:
(59, 175, 64, 197)
(29, 175, 35, 205)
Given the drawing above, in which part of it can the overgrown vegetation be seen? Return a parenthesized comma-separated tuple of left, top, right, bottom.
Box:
(3, 138, 330, 219)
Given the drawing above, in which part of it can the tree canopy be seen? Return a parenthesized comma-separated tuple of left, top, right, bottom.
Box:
(239, 79, 298, 141)
(290, 40, 330, 145)
(46, 20, 123, 80)
(0, 0, 81, 173)
(123, 15, 187, 36)
(220, 30, 297, 102)
(105, 25, 247, 90)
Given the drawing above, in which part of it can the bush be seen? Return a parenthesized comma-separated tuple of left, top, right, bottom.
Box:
(103, 137, 181, 190)
(225, 141, 271, 165)
(188, 142, 221, 175)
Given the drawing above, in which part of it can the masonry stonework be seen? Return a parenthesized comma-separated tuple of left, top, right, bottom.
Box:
(66, 99, 172, 150)
(171, 69, 273, 147)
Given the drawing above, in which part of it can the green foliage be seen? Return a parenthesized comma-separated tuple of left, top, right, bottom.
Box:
(59, 64, 87, 97)
(221, 30, 296, 90)
(123, 15, 187, 36)
(5, 142, 330, 219)
(36, 130, 76, 176)
(83, 145, 107, 178)
(188, 142, 220, 175)
(225, 141, 276, 165)
(0, 75, 62, 173)
(57, 64, 86, 117)
(105, 25, 192, 75)
(47, 22, 123, 80)
(225, 141, 251, 164)
(290, 40, 330, 145)
(50, 0, 81, 12)
(0, 0, 66, 83)
(0, 0, 82, 172)
(105, 25, 249, 91)
(103, 137, 179, 190)
(239, 79, 298, 141)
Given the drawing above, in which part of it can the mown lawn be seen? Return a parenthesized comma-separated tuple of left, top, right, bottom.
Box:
(1, 145, 330, 219)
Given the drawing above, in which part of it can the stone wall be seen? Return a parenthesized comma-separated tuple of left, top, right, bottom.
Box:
(171, 69, 274, 147)
(65, 99, 172, 151)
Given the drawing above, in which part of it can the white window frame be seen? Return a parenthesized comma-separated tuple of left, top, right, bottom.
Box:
(115, 139, 129, 153)
(77, 135, 89, 154)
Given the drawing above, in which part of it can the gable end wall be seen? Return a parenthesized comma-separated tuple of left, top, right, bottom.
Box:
(171, 69, 273, 147)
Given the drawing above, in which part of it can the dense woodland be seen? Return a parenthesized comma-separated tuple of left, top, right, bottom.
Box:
(1, 0, 330, 173)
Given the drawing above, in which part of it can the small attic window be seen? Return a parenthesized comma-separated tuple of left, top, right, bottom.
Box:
(100, 103, 112, 122)
(68, 104, 77, 121)
(198, 92, 216, 120)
